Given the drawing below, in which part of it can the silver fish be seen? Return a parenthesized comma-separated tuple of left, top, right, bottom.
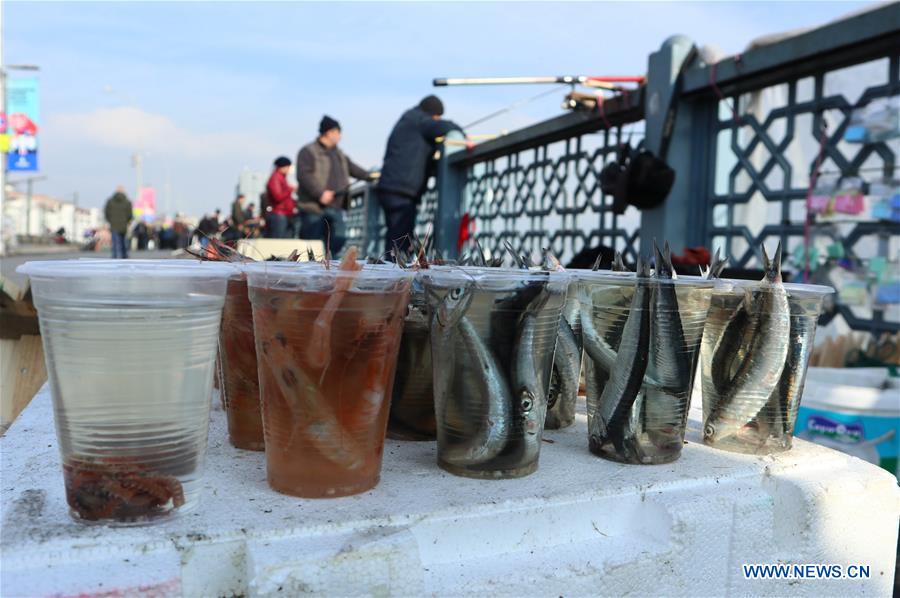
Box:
(612, 251, 629, 272)
(644, 241, 693, 451)
(431, 284, 512, 465)
(509, 294, 550, 465)
(541, 248, 562, 272)
(505, 241, 528, 269)
(430, 285, 472, 429)
(704, 242, 790, 444)
(701, 248, 727, 280)
(472, 238, 488, 267)
(589, 256, 652, 456)
(757, 298, 808, 445)
(545, 315, 581, 429)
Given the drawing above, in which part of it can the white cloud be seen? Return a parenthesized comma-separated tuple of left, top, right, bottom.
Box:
(48, 107, 280, 160)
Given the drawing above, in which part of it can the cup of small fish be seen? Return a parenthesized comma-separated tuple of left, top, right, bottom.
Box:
(420, 261, 569, 479)
(699, 243, 834, 454)
(576, 242, 714, 465)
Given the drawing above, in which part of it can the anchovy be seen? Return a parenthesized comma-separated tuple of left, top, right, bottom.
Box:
(541, 248, 562, 272)
(580, 296, 621, 373)
(704, 242, 790, 444)
(590, 256, 652, 455)
(644, 241, 693, 451)
(490, 276, 548, 376)
(508, 294, 550, 464)
(429, 285, 471, 433)
(449, 317, 513, 464)
(472, 238, 488, 267)
(701, 248, 727, 280)
(758, 298, 808, 443)
(505, 241, 528, 269)
(431, 284, 512, 465)
(545, 315, 581, 429)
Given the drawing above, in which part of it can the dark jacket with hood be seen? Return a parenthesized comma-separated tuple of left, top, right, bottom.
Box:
(104, 191, 133, 234)
(377, 107, 462, 201)
(296, 140, 370, 210)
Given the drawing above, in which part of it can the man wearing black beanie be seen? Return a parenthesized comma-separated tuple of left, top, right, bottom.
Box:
(377, 96, 463, 254)
(296, 115, 373, 254)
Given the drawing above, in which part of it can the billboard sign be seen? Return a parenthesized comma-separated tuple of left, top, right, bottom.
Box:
(134, 187, 157, 222)
(6, 78, 39, 171)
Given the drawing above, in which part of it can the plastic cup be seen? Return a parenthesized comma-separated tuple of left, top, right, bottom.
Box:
(245, 262, 413, 498)
(17, 259, 233, 524)
(578, 270, 713, 465)
(544, 291, 583, 430)
(700, 279, 834, 454)
(219, 268, 264, 451)
(387, 278, 436, 440)
(421, 266, 568, 479)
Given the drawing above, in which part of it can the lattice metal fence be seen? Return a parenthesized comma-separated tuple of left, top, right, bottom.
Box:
(344, 180, 438, 258)
(458, 127, 644, 266)
(704, 54, 900, 333)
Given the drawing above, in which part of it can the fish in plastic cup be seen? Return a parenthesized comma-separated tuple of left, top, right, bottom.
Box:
(544, 292, 583, 430)
(578, 266, 713, 465)
(245, 258, 413, 498)
(17, 259, 233, 525)
(700, 278, 834, 454)
(387, 278, 437, 440)
(219, 268, 264, 451)
(421, 266, 568, 479)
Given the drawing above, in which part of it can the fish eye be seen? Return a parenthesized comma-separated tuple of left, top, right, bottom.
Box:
(520, 394, 534, 412)
(450, 287, 464, 300)
(704, 423, 716, 440)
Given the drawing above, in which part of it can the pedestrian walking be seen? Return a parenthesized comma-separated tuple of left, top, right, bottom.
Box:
(104, 186, 133, 259)
(223, 194, 247, 242)
(376, 96, 463, 254)
(296, 115, 373, 254)
(265, 156, 296, 239)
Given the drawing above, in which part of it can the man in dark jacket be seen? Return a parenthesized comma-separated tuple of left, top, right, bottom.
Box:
(377, 96, 463, 254)
(104, 186, 133, 259)
(296, 115, 372, 255)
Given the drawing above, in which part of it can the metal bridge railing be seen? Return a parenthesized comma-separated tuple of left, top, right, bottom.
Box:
(346, 3, 898, 334)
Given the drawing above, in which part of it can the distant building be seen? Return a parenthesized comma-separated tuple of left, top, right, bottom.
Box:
(2, 187, 103, 244)
(236, 168, 267, 207)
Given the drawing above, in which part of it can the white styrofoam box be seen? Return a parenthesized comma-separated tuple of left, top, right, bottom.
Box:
(2, 386, 898, 597)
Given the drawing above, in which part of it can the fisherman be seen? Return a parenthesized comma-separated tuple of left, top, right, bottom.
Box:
(295, 115, 373, 255)
(103, 185, 133, 259)
(265, 156, 297, 239)
(376, 95, 464, 254)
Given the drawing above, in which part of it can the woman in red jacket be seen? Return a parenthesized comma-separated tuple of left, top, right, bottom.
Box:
(265, 156, 296, 238)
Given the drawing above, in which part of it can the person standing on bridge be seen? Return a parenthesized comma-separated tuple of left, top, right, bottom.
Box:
(104, 185, 133, 259)
(265, 156, 296, 239)
(376, 96, 463, 254)
(295, 115, 373, 255)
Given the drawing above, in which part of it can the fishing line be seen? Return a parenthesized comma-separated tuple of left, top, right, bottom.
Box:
(464, 85, 570, 130)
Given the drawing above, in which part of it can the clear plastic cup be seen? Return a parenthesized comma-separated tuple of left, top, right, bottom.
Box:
(700, 279, 834, 454)
(245, 262, 413, 498)
(544, 292, 583, 430)
(387, 278, 436, 440)
(219, 268, 263, 451)
(578, 270, 713, 465)
(421, 266, 568, 479)
(17, 259, 233, 525)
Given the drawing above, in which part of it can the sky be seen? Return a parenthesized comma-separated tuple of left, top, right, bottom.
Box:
(3, 0, 873, 217)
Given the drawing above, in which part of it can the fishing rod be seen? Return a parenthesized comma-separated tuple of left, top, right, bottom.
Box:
(433, 75, 645, 90)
